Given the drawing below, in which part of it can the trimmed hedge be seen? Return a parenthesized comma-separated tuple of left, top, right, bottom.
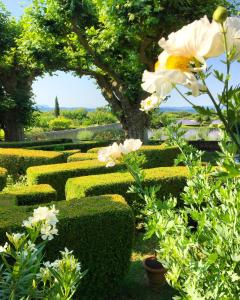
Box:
(0, 148, 65, 177)
(88, 144, 180, 168)
(6, 184, 57, 206)
(27, 140, 112, 152)
(61, 149, 81, 160)
(66, 166, 188, 206)
(67, 152, 97, 162)
(0, 194, 134, 299)
(0, 138, 72, 148)
(27, 160, 124, 200)
(0, 167, 7, 191)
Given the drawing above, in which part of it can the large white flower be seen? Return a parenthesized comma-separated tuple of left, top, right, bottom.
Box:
(159, 16, 223, 63)
(120, 139, 142, 154)
(225, 17, 240, 59)
(142, 50, 205, 98)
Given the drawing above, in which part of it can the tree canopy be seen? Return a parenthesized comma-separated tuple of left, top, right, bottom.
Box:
(7, 0, 240, 140)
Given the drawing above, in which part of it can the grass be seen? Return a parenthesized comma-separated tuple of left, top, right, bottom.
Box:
(117, 233, 176, 300)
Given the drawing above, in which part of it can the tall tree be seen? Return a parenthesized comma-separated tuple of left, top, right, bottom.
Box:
(54, 96, 60, 117)
(20, 0, 234, 142)
(0, 4, 41, 141)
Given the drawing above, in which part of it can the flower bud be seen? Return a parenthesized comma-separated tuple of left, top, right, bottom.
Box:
(213, 6, 228, 23)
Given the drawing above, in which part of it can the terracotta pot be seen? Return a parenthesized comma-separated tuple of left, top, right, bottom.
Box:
(143, 256, 166, 292)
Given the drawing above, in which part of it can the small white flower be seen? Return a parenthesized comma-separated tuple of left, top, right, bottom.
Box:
(41, 224, 58, 241)
(140, 95, 161, 112)
(120, 139, 142, 154)
(0, 242, 9, 253)
(27, 241, 36, 252)
(224, 17, 240, 60)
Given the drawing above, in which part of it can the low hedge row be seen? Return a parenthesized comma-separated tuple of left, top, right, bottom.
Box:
(0, 138, 72, 148)
(88, 144, 180, 168)
(67, 152, 97, 162)
(5, 184, 57, 206)
(0, 148, 65, 177)
(0, 194, 134, 299)
(0, 167, 7, 191)
(27, 140, 112, 152)
(60, 149, 81, 160)
(27, 160, 124, 199)
(66, 166, 188, 208)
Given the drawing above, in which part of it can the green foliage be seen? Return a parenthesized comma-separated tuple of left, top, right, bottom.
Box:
(67, 153, 97, 162)
(49, 117, 72, 131)
(93, 128, 124, 141)
(5, 184, 57, 206)
(65, 167, 188, 213)
(0, 148, 65, 178)
(27, 160, 125, 200)
(83, 109, 118, 126)
(61, 108, 87, 124)
(76, 130, 95, 141)
(0, 194, 135, 299)
(0, 167, 7, 191)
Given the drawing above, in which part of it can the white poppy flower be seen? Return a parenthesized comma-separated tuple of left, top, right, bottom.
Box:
(140, 94, 162, 112)
(0, 242, 9, 253)
(98, 142, 122, 167)
(142, 50, 205, 98)
(159, 16, 224, 64)
(225, 17, 240, 59)
(120, 139, 142, 154)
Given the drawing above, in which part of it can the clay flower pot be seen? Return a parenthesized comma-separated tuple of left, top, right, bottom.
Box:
(143, 256, 166, 292)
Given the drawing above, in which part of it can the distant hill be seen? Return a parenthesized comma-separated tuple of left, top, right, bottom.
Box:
(36, 105, 95, 112)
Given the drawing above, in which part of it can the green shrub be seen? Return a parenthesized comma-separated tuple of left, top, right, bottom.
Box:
(76, 130, 95, 141)
(0, 194, 134, 299)
(0, 148, 65, 177)
(49, 117, 72, 131)
(88, 144, 180, 168)
(27, 160, 124, 200)
(5, 184, 57, 206)
(0, 138, 72, 148)
(67, 153, 97, 162)
(83, 110, 117, 125)
(66, 166, 188, 208)
(0, 167, 7, 191)
(28, 140, 111, 152)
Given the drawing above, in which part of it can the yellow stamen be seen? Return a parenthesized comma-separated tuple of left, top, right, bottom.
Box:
(166, 55, 191, 71)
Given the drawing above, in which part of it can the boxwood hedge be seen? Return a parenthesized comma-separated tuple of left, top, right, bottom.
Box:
(0, 167, 7, 191)
(0, 148, 65, 177)
(0, 138, 72, 148)
(66, 166, 188, 208)
(88, 144, 180, 168)
(27, 160, 124, 200)
(0, 194, 134, 299)
(27, 140, 112, 152)
(67, 152, 97, 162)
(6, 184, 57, 206)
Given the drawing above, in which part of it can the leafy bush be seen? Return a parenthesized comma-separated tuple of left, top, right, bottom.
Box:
(0, 148, 65, 177)
(49, 117, 72, 131)
(6, 184, 57, 206)
(62, 108, 88, 124)
(66, 166, 188, 211)
(67, 153, 97, 162)
(24, 127, 46, 141)
(93, 129, 124, 141)
(0, 167, 7, 191)
(27, 160, 124, 200)
(83, 110, 117, 126)
(0, 194, 134, 299)
(76, 130, 95, 141)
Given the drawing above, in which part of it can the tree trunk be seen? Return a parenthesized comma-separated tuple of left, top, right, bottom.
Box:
(3, 111, 24, 142)
(121, 106, 149, 143)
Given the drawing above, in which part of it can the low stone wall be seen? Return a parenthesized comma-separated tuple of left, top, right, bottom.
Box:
(43, 123, 122, 141)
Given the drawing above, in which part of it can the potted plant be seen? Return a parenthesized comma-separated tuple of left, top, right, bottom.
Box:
(143, 252, 166, 292)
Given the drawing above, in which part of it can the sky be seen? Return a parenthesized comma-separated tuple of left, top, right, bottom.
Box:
(2, 0, 239, 108)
